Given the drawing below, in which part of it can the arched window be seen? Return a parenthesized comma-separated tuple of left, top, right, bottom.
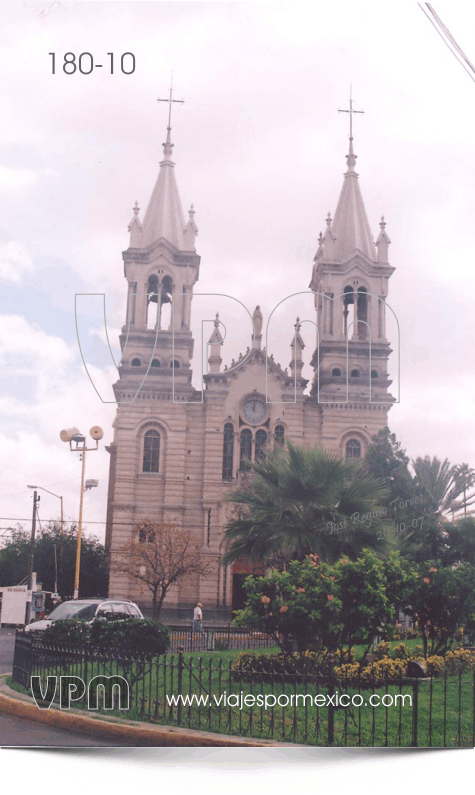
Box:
(147, 275, 159, 329)
(143, 429, 160, 473)
(131, 358, 141, 367)
(346, 439, 361, 459)
(222, 423, 234, 481)
(151, 359, 160, 368)
(332, 368, 341, 377)
(170, 360, 180, 369)
(371, 370, 378, 379)
(350, 369, 360, 378)
(255, 430, 267, 463)
(160, 275, 173, 329)
(343, 285, 354, 337)
(274, 424, 285, 452)
(239, 429, 252, 472)
(356, 287, 368, 340)
(138, 525, 155, 543)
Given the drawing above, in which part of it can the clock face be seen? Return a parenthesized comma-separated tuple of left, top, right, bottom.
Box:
(242, 397, 267, 425)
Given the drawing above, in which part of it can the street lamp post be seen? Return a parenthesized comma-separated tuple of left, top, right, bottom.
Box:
(60, 426, 103, 599)
(27, 485, 64, 593)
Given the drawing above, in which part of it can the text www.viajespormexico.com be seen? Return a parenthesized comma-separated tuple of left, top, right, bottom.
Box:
(166, 691, 412, 709)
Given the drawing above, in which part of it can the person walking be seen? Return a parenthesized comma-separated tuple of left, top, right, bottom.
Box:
(192, 602, 205, 636)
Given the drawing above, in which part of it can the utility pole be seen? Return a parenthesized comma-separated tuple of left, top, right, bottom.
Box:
(25, 490, 39, 625)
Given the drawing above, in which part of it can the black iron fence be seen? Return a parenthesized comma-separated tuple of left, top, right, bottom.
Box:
(11, 632, 475, 747)
(165, 625, 276, 653)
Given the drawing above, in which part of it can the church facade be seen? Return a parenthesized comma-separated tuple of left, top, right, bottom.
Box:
(105, 119, 395, 621)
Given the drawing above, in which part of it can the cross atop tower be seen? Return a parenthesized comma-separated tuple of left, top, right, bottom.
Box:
(157, 77, 184, 131)
(338, 86, 364, 141)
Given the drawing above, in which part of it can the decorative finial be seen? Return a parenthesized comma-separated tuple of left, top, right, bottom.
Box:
(380, 215, 386, 228)
(133, 200, 140, 217)
(214, 312, 220, 326)
(326, 212, 332, 227)
(189, 204, 195, 218)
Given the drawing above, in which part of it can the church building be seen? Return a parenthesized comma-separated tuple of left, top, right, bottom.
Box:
(105, 110, 395, 621)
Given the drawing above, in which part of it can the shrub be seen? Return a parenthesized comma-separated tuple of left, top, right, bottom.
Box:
(41, 618, 169, 657)
(373, 641, 391, 660)
(392, 643, 410, 659)
(415, 655, 444, 676)
(90, 618, 169, 658)
(444, 648, 475, 674)
(41, 619, 91, 648)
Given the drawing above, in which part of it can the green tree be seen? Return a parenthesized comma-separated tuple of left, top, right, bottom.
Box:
(365, 427, 415, 519)
(0, 523, 109, 598)
(403, 561, 475, 656)
(233, 551, 392, 658)
(224, 443, 388, 567)
(442, 517, 475, 567)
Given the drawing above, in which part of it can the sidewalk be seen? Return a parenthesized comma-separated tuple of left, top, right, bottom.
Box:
(0, 675, 296, 747)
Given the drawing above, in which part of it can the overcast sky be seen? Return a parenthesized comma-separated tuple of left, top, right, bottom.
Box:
(1, 0, 474, 545)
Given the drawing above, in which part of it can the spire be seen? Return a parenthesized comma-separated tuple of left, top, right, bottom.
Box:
(128, 200, 142, 248)
(328, 138, 377, 262)
(184, 203, 198, 251)
(139, 124, 187, 250)
(376, 215, 391, 263)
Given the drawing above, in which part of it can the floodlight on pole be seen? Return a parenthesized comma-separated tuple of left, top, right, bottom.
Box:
(60, 426, 102, 599)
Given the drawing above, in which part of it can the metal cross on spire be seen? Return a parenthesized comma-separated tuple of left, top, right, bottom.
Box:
(157, 75, 184, 130)
(338, 86, 364, 141)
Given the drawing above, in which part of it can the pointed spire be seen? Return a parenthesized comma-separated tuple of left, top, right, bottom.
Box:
(139, 123, 187, 250)
(325, 139, 377, 262)
(128, 200, 142, 248)
(376, 215, 391, 263)
(184, 203, 198, 251)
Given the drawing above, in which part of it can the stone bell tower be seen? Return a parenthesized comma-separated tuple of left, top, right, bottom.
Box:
(308, 131, 395, 457)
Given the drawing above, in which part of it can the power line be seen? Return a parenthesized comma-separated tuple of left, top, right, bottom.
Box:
(418, 3, 475, 84)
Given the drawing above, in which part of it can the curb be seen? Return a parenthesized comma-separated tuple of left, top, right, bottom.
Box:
(0, 675, 294, 747)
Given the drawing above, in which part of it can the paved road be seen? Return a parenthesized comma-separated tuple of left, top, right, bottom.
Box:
(0, 628, 129, 746)
(0, 712, 129, 746)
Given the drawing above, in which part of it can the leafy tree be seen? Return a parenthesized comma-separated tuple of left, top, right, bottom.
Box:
(0, 523, 108, 598)
(365, 427, 415, 519)
(403, 562, 475, 656)
(442, 517, 475, 567)
(224, 443, 388, 567)
(234, 550, 392, 658)
(110, 521, 210, 619)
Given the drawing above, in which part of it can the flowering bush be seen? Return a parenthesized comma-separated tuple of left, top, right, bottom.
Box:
(233, 550, 390, 654)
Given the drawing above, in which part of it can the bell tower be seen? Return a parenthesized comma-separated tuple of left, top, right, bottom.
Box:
(308, 104, 395, 458)
(115, 116, 200, 402)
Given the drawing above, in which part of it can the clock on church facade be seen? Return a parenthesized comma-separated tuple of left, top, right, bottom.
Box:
(104, 119, 395, 622)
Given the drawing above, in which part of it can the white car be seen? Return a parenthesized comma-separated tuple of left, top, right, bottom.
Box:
(24, 598, 144, 632)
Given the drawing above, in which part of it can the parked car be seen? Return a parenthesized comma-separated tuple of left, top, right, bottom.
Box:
(24, 597, 144, 632)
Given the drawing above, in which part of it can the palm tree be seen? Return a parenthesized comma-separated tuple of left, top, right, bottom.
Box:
(411, 456, 455, 516)
(451, 463, 475, 519)
(223, 443, 388, 567)
(411, 456, 457, 560)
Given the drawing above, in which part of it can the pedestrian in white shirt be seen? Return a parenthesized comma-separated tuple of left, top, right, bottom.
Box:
(192, 602, 205, 635)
